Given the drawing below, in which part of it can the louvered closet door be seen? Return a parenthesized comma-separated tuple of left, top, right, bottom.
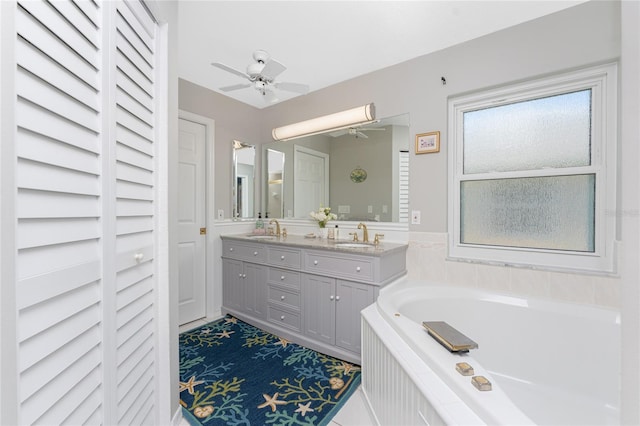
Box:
(15, 1, 104, 424)
(13, 0, 160, 424)
(113, 2, 158, 424)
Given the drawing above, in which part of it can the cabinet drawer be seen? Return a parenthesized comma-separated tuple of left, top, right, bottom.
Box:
(304, 252, 374, 281)
(268, 305, 301, 332)
(268, 267, 300, 289)
(222, 241, 266, 262)
(268, 247, 301, 269)
(268, 285, 301, 310)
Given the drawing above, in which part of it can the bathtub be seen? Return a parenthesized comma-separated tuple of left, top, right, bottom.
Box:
(360, 278, 620, 425)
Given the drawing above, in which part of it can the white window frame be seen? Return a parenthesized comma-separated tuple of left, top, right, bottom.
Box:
(448, 63, 618, 274)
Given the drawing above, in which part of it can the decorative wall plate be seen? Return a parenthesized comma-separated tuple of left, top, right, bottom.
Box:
(350, 167, 367, 183)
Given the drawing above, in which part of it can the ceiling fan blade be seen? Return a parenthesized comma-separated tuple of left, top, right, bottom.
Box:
(211, 62, 250, 80)
(275, 82, 310, 94)
(263, 89, 279, 104)
(220, 83, 251, 92)
(261, 59, 286, 80)
(329, 129, 348, 138)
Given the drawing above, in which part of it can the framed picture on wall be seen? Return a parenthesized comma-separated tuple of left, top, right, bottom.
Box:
(415, 131, 440, 154)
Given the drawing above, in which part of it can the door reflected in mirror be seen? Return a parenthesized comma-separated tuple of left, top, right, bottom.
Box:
(262, 113, 410, 223)
(266, 149, 285, 218)
(232, 140, 255, 219)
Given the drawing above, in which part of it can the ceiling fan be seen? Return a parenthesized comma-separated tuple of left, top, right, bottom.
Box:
(211, 50, 309, 104)
(330, 124, 385, 139)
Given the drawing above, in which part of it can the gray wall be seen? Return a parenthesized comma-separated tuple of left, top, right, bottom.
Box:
(258, 0, 620, 232)
(178, 1, 620, 229)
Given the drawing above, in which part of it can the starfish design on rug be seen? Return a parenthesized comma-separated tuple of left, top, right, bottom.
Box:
(200, 328, 212, 335)
(179, 376, 204, 394)
(275, 337, 289, 347)
(338, 361, 360, 375)
(224, 316, 238, 324)
(216, 330, 234, 338)
(257, 392, 287, 412)
(294, 401, 314, 416)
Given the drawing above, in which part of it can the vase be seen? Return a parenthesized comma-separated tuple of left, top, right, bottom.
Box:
(317, 226, 327, 239)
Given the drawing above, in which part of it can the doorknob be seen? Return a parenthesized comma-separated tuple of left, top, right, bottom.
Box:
(200, 227, 206, 235)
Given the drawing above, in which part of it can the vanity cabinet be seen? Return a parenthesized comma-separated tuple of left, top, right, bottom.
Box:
(222, 258, 268, 320)
(302, 276, 374, 354)
(221, 236, 407, 363)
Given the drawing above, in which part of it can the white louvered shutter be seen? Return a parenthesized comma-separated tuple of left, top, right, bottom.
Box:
(399, 150, 409, 223)
(12, 0, 161, 424)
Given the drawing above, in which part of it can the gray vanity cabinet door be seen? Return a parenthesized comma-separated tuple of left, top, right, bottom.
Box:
(243, 262, 268, 320)
(302, 274, 336, 345)
(335, 280, 375, 354)
(222, 258, 243, 312)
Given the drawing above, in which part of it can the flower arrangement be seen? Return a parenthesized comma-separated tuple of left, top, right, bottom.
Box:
(310, 207, 337, 228)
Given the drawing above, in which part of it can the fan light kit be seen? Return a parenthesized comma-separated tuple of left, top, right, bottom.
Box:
(272, 103, 376, 141)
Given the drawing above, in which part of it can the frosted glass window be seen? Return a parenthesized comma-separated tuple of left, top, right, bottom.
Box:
(449, 63, 617, 272)
(460, 175, 595, 252)
(463, 90, 592, 174)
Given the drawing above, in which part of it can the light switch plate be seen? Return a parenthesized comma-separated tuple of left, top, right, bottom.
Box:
(411, 210, 421, 225)
(217, 209, 224, 220)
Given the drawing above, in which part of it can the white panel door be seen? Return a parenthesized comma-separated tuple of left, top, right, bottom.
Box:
(294, 145, 329, 218)
(178, 118, 206, 324)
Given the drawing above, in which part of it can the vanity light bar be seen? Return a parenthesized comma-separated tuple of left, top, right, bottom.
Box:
(272, 103, 376, 141)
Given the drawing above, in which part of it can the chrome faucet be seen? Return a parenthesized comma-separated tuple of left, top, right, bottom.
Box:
(358, 222, 369, 243)
(269, 219, 281, 237)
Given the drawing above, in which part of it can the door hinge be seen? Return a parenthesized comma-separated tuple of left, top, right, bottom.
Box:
(200, 227, 207, 235)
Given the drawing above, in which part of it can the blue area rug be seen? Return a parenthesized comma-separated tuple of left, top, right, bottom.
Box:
(179, 315, 361, 425)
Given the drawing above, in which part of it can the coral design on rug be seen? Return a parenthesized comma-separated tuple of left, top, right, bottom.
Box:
(179, 315, 361, 425)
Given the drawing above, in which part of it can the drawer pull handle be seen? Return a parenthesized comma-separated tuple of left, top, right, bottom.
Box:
(238, 273, 242, 278)
(281, 275, 285, 280)
(280, 295, 285, 300)
(242, 274, 246, 278)
(336, 296, 340, 301)
(229, 247, 233, 251)
(281, 255, 285, 260)
(134, 252, 144, 263)
(280, 315, 285, 320)
(253, 251, 258, 256)
(330, 295, 334, 301)
(313, 260, 318, 265)
(356, 266, 361, 272)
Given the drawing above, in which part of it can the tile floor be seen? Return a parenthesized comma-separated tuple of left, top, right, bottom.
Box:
(178, 318, 376, 426)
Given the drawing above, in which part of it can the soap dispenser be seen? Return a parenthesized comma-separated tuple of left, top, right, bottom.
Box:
(256, 212, 265, 234)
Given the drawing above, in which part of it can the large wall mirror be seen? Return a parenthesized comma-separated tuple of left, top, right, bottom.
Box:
(262, 113, 410, 223)
(232, 140, 256, 219)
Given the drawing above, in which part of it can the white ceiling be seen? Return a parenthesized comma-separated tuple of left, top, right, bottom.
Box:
(178, 1, 587, 109)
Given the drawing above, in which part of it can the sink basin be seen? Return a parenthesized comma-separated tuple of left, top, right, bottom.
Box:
(335, 242, 375, 249)
(246, 235, 277, 240)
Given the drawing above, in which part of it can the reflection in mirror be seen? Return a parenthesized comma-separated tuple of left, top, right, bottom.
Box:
(232, 140, 255, 219)
(265, 149, 285, 218)
(262, 114, 410, 223)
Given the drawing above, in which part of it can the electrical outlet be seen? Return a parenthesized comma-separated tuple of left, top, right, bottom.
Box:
(217, 209, 224, 220)
(411, 210, 421, 225)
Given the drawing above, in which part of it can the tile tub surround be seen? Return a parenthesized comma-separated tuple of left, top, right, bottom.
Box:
(407, 232, 621, 308)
